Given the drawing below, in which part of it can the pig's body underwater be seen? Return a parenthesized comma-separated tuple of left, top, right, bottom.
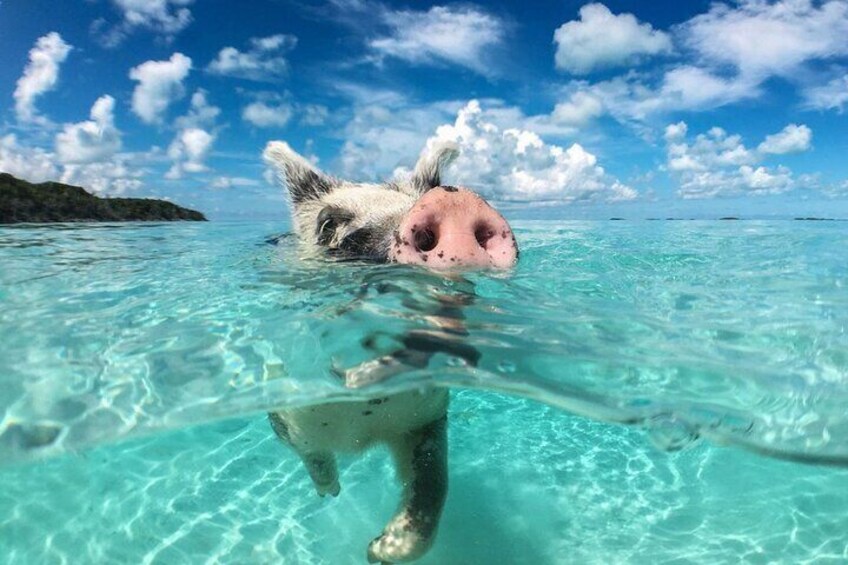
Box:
(262, 140, 518, 563)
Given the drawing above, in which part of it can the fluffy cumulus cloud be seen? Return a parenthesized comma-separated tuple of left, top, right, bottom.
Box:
(550, 90, 605, 127)
(55, 96, 122, 164)
(175, 89, 221, 129)
(13, 32, 72, 123)
(548, 1, 848, 124)
(242, 101, 293, 128)
(335, 85, 463, 180)
(420, 101, 635, 203)
(60, 159, 145, 195)
(166, 128, 215, 179)
(554, 3, 672, 74)
(93, 0, 194, 47)
(758, 124, 812, 154)
(680, 0, 848, 80)
(166, 90, 220, 179)
(207, 34, 297, 82)
(368, 5, 505, 74)
(1, 132, 144, 196)
(664, 121, 812, 198)
(129, 53, 192, 124)
(0, 135, 59, 182)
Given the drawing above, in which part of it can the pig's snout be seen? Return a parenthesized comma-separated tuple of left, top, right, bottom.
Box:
(390, 186, 518, 270)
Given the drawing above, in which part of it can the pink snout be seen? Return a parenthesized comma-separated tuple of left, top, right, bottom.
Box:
(390, 186, 518, 270)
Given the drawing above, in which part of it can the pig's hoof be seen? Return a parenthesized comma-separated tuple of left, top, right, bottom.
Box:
(366, 525, 431, 563)
(342, 356, 403, 388)
(315, 479, 340, 498)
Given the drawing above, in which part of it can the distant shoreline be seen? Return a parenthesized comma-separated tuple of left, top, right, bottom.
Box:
(1, 172, 206, 224)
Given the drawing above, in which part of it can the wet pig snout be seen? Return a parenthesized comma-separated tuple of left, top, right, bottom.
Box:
(390, 186, 518, 270)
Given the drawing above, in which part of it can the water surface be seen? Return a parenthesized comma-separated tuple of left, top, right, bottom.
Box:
(1, 220, 847, 562)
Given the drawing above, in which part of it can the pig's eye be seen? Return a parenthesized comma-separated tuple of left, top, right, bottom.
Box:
(316, 206, 354, 246)
(414, 227, 437, 252)
(338, 228, 378, 256)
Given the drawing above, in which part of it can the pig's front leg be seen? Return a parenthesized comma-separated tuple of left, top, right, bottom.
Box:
(367, 416, 448, 563)
(300, 451, 341, 497)
(269, 413, 340, 497)
(340, 290, 480, 388)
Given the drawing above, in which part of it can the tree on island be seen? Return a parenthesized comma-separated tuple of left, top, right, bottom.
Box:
(0, 173, 206, 223)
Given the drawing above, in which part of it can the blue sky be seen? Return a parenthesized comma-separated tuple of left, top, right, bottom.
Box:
(2, 0, 848, 220)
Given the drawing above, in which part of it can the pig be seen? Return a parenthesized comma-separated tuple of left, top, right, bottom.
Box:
(262, 140, 518, 563)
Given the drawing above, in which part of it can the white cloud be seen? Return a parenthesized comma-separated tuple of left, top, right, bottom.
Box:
(61, 159, 145, 195)
(301, 104, 330, 126)
(680, 0, 848, 80)
(368, 5, 505, 74)
(93, 0, 194, 47)
(1, 133, 145, 195)
(165, 90, 220, 179)
(0, 134, 59, 182)
(758, 124, 812, 154)
(550, 90, 605, 126)
(664, 121, 688, 141)
(546, 1, 848, 125)
(665, 121, 805, 198)
(207, 34, 297, 82)
(553, 69, 761, 126)
(420, 100, 635, 203)
(658, 66, 760, 110)
(175, 90, 221, 129)
(129, 53, 192, 124)
(209, 176, 261, 189)
(803, 74, 848, 111)
(242, 101, 293, 128)
(166, 127, 215, 179)
(55, 96, 122, 164)
(13, 32, 72, 123)
(335, 86, 462, 180)
(333, 87, 632, 202)
(554, 3, 672, 74)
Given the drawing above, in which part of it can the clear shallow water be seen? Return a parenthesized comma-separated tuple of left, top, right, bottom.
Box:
(2, 392, 847, 564)
(1, 220, 847, 562)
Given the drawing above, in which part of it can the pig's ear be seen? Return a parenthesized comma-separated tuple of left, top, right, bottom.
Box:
(408, 141, 459, 195)
(263, 141, 335, 205)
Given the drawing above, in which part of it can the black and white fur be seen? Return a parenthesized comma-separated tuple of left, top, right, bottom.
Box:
(263, 141, 458, 262)
(263, 141, 462, 563)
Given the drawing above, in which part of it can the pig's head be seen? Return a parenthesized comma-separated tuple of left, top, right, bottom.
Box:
(264, 141, 518, 271)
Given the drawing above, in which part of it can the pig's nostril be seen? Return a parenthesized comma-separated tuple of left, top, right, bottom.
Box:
(474, 224, 495, 249)
(414, 227, 437, 252)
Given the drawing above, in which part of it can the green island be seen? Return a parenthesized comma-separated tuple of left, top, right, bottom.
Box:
(0, 173, 206, 223)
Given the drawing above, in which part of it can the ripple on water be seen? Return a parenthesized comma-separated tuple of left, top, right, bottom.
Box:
(0, 220, 847, 468)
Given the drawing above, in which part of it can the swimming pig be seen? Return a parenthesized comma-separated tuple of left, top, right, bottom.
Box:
(263, 141, 518, 563)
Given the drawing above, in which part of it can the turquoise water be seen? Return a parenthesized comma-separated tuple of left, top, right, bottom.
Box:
(1, 220, 847, 562)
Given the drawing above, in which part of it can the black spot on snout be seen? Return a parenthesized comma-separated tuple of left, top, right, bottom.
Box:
(442, 185, 459, 193)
